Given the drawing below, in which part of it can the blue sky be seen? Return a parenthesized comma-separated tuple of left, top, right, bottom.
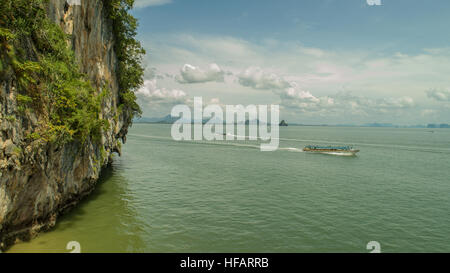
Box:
(132, 0, 450, 124)
(134, 0, 450, 54)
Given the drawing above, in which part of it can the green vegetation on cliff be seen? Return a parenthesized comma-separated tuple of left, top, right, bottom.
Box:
(104, 0, 145, 123)
(0, 0, 144, 144)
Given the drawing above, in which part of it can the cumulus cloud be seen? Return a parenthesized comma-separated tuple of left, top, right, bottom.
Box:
(136, 79, 187, 107)
(175, 63, 225, 84)
(235, 66, 415, 116)
(282, 87, 320, 103)
(134, 0, 172, 8)
(237, 67, 292, 90)
(426, 89, 450, 102)
(278, 87, 336, 113)
(377, 97, 415, 109)
(278, 85, 415, 117)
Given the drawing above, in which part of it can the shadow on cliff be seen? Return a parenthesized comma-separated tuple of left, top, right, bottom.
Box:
(7, 157, 148, 252)
(49, 162, 129, 232)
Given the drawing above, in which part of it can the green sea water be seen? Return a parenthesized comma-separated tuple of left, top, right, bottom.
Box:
(8, 124, 450, 253)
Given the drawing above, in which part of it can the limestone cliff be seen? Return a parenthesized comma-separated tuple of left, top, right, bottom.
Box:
(0, 0, 142, 250)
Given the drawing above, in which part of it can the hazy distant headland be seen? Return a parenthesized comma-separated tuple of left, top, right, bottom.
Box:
(134, 115, 449, 129)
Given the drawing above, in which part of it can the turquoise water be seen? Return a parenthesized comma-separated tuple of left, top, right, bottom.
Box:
(8, 124, 450, 252)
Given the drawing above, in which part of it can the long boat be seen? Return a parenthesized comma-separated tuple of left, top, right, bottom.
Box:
(303, 145, 359, 156)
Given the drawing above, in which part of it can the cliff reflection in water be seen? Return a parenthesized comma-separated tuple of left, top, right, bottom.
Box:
(7, 162, 146, 253)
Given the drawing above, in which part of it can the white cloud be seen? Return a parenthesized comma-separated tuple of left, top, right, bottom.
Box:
(378, 97, 415, 109)
(426, 89, 450, 102)
(234, 66, 413, 117)
(136, 79, 188, 115)
(278, 85, 415, 118)
(176, 63, 225, 84)
(237, 67, 291, 90)
(137, 79, 186, 100)
(282, 87, 320, 103)
(134, 0, 172, 8)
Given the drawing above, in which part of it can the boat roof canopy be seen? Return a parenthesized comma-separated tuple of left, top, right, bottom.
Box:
(305, 145, 352, 150)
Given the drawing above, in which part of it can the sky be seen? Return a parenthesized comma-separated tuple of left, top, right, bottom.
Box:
(131, 0, 450, 125)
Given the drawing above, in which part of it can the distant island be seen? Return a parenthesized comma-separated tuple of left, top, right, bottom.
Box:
(426, 123, 450, 128)
(279, 120, 288, 126)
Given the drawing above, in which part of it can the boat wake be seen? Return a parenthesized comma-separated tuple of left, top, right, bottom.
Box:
(278, 147, 303, 152)
(129, 134, 306, 153)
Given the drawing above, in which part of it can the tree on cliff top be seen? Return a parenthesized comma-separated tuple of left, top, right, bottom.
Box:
(104, 0, 146, 123)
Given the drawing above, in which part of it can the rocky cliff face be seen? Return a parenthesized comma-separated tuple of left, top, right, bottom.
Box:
(0, 0, 130, 250)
